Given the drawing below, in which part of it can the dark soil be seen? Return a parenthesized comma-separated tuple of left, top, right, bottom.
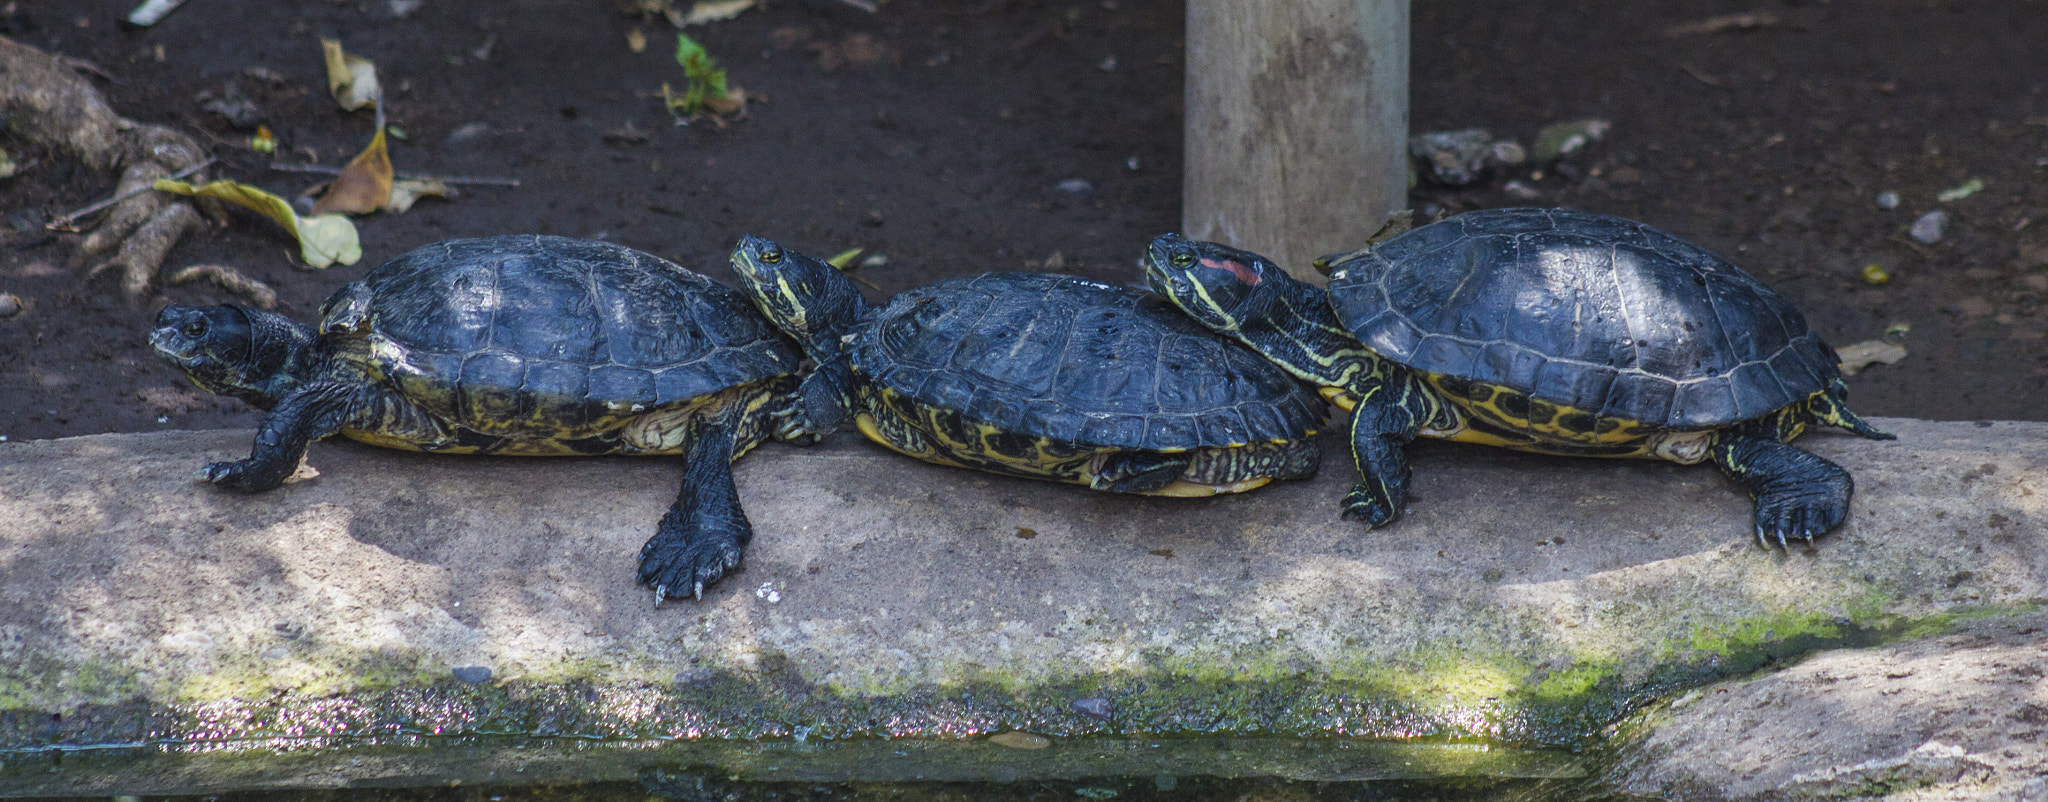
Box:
(3, 0, 2046, 442)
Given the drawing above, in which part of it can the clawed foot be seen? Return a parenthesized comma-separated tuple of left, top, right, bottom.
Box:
(196, 459, 287, 493)
(638, 526, 744, 605)
(1341, 482, 1402, 528)
(1752, 490, 1849, 549)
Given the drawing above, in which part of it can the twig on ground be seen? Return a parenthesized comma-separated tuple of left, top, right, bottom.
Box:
(265, 162, 522, 187)
(1663, 12, 1781, 38)
(46, 157, 216, 232)
(166, 263, 279, 309)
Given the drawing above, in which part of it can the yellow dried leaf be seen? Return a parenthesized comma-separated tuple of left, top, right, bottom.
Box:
(320, 38, 381, 111)
(825, 247, 864, 269)
(683, 0, 755, 25)
(386, 178, 451, 213)
(315, 126, 394, 215)
(153, 178, 363, 268)
(626, 28, 648, 52)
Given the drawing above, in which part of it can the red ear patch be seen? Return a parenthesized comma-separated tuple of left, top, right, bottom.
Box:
(1201, 257, 1261, 286)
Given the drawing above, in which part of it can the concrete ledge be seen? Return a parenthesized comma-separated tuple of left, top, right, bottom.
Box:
(0, 419, 2043, 796)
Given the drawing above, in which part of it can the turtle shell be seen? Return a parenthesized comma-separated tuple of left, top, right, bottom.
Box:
(326, 235, 797, 436)
(1325, 208, 1840, 429)
(853, 272, 1322, 451)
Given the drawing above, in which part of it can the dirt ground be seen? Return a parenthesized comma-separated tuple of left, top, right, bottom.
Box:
(2, 0, 2045, 442)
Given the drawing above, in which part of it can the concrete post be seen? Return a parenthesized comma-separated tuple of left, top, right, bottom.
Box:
(1183, 0, 1409, 282)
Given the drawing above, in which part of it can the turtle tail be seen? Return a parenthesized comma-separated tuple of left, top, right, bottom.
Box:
(1809, 378, 1896, 441)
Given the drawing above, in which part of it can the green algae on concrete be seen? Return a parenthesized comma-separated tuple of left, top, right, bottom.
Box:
(1, 420, 2044, 794)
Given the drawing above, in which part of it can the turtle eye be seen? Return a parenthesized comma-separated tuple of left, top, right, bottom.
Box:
(760, 246, 784, 265)
(1169, 251, 1196, 268)
(183, 319, 209, 338)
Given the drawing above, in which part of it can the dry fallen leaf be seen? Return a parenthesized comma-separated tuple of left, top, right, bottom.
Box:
(683, 0, 755, 25)
(386, 178, 451, 213)
(626, 28, 648, 52)
(320, 38, 381, 111)
(1837, 339, 1909, 376)
(153, 178, 362, 268)
(314, 126, 394, 215)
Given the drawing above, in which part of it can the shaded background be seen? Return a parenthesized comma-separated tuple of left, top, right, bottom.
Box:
(3, 0, 2044, 441)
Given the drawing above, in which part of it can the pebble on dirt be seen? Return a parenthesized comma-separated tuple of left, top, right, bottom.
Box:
(1876, 191, 1900, 210)
(1531, 119, 1611, 163)
(1409, 128, 1496, 185)
(1910, 210, 1948, 244)
(0, 293, 23, 319)
(451, 666, 493, 684)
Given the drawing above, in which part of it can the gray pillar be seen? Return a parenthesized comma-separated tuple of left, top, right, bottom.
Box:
(1183, 0, 1409, 282)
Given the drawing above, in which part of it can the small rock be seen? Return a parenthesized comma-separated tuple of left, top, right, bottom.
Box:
(443, 122, 493, 150)
(197, 81, 263, 129)
(451, 666, 493, 684)
(1910, 210, 1948, 244)
(1409, 128, 1494, 186)
(988, 731, 1050, 750)
(1936, 178, 1984, 202)
(1503, 179, 1541, 200)
(858, 253, 888, 270)
(1097, 55, 1117, 72)
(1070, 696, 1113, 721)
(1875, 191, 1900, 210)
(1055, 178, 1094, 195)
(1532, 119, 1611, 164)
(0, 293, 23, 319)
(1489, 140, 1527, 167)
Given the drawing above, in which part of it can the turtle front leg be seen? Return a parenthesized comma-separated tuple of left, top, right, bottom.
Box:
(202, 383, 363, 493)
(1342, 372, 1438, 528)
(1711, 424, 1856, 548)
(639, 414, 752, 603)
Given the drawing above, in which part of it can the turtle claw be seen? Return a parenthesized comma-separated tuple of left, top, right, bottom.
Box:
(1751, 490, 1844, 550)
(1340, 484, 1401, 529)
(638, 527, 743, 604)
(199, 459, 286, 494)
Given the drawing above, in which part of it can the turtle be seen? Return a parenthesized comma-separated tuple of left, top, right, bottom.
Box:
(1142, 207, 1896, 546)
(725, 235, 1325, 496)
(149, 234, 811, 601)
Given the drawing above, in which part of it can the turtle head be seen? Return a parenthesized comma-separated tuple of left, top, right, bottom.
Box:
(150, 304, 316, 410)
(1141, 233, 1289, 334)
(729, 234, 867, 350)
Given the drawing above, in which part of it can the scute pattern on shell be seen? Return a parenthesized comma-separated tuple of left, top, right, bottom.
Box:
(327, 235, 796, 432)
(1327, 208, 1840, 429)
(855, 272, 1322, 451)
